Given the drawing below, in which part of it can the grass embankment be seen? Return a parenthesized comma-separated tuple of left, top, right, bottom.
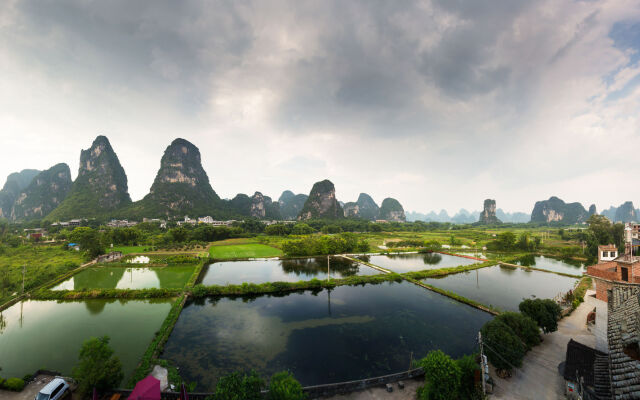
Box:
(109, 245, 151, 254)
(0, 245, 84, 305)
(128, 294, 187, 387)
(208, 243, 283, 259)
(32, 288, 183, 300)
(190, 273, 404, 297)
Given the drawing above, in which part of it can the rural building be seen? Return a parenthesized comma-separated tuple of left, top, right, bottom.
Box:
(562, 339, 608, 398)
(107, 219, 138, 228)
(598, 245, 619, 262)
(97, 251, 123, 263)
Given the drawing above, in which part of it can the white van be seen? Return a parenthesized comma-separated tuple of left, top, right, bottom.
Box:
(35, 378, 69, 400)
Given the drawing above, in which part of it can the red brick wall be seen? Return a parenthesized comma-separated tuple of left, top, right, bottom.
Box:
(594, 279, 613, 302)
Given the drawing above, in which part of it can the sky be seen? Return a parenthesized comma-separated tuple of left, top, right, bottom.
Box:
(1, 0, 640, 215)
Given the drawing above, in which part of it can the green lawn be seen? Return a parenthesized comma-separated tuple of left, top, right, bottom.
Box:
(109, 245, 152, 255)
(208, 243, 283, 259)
(0, 245, 85, 304)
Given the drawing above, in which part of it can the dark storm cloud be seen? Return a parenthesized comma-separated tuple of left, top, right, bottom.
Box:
(8, 0, 253, 112)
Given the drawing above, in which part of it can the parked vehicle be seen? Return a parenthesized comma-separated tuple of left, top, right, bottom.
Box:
(35, 378, 69, 400)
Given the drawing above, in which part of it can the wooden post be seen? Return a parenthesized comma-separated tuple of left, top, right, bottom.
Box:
(22, 265, 26, 294)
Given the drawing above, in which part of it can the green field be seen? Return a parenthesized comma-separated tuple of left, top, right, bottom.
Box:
(109, 245, 151, 254)
(208, 243, 283, 259)
(0, 245, 85, 304)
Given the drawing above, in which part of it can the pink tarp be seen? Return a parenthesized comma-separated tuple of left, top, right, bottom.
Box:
(128, 376, 161, 400)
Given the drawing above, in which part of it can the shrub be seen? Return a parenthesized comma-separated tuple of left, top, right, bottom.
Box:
(456, 355, 481, 400)
(416, 350, 461, 400)
(214, 371, 264, 400)
(519, 298, 562, 333)
(3, 377, 25, 391)
(495, 312, 541, 350)
(481, 319, 525, 371)
(267, 371, 305, 400)
(72, 336, 123, 396)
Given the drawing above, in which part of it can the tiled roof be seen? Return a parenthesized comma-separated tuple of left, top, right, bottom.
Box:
(564, 339, 606, 387)
(607, 286, 640, 398)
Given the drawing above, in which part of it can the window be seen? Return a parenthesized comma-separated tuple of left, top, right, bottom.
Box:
(50, 384, 63, 398)
(603, 251, 608, 258)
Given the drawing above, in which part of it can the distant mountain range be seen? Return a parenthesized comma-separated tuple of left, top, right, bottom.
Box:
(1, 135, 637, 225)
(0, 135, 406, 223)
(406, 209, 529, 224)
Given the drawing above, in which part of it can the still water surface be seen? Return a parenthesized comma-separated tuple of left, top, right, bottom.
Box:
(362, 253, 478, 273)
(198, 257, 379, 285)
(423, 265, 578, 311)
(516, 255, 585, 275)
(162, 281, 492, 390)
(51, 266, 195, 290)
(0, 299, 172, 380)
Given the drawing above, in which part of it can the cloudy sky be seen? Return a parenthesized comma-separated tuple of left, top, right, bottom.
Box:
(1, 0, 640, 214)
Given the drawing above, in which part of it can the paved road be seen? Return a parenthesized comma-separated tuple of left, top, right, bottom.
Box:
(0, 375, 58, 400)
(490, 290, 596, 400)
(325, 378, 422, 400)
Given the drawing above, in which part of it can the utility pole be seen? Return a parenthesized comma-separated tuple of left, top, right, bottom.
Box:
(479, 332, 486, 395)
(22, 265, 26, 294)
(327, 255, 330, 281)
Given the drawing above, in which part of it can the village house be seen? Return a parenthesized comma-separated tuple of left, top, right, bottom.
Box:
(106, 219, 138, 228)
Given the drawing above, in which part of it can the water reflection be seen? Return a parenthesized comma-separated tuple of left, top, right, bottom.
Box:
(423, 265, 578, 311)
(516, 255, 585, 275)
(162, 281, 492, 390)
(51, 266, 195, 290)
(365, 253, 478, 273)
(198, 257, 379, 286)
(0, 299, 172, 380)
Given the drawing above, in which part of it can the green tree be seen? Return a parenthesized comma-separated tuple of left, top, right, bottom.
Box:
(69, 227, 104, 258)
(456, 355, 481, 399)
(291, 223, 314, 235)
(481, 319, 525, 371)
(416, 350, 461, 400)
(519, 299, 562, 333)
(267, 371, 305, 400)
(72, 336, 123, 397)
(495, 312, 540, 350)
(214, 371, 264, 400)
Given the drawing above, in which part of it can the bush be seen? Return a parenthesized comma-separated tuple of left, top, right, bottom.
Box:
(267, 371, 305, 400)
(416, 350, 461, 400)
(72, 336, 123, 396)
(495, 312, 541, 350)
(456, 355, 481, 400)
(214, 371, 264, 400)
(3, 377, 25, 391)
(481, 319, 525, 371)
(519, 299, 562, 333)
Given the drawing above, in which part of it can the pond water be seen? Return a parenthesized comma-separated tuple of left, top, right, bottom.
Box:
(162, 281, 492, 389)
(0, 299, 172, 380)
(422, 265, 578, 312)
(51, 266, 196, 290)
(198, 257, 379, 286)
(515, 255, 585, 275)
(360, 253, 478, 273)
(128, 255, 150, 264)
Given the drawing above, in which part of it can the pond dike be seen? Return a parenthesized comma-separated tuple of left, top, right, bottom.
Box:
(341, 255, 499, 316)
(497, 261, 582, 279)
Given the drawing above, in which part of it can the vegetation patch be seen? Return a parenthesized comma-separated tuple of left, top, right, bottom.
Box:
(128, 295, 187, 387)
(402, 261, 496, 280)
(32, 288, 182, 300)
(208, 243, 283, 259)
(190, 273, 403, 297)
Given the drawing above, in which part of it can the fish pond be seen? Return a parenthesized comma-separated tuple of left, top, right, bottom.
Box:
(422, 265, 579, 312)
(0, 299, 172, 380)
(515, 255, 585, 276)
(162, 281, 492, 390)
(361, 253, 478, 273)
(198, 257, 379, 286)
(51, 265, 196, 290)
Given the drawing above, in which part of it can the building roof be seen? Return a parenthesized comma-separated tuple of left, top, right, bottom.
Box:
(564, 339, 606, 387)
(600, 244, 619, 252)
(607, 285, 640, 398)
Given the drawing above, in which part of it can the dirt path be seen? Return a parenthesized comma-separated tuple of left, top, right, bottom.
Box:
(490, 290, 596, 400)
(323, 378, 422, 400)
